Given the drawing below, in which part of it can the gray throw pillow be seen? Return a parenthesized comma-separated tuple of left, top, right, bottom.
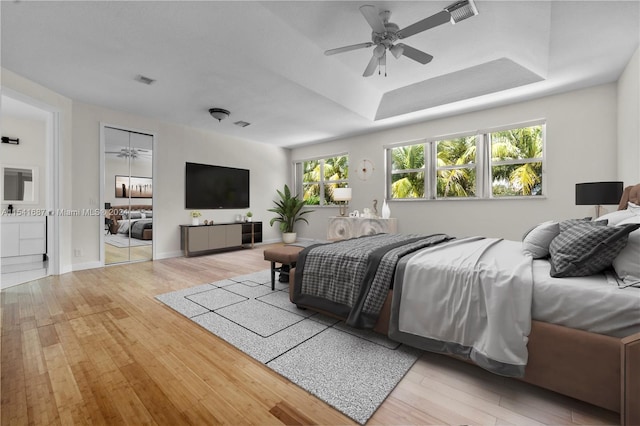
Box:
(522, 221, 560, 258)
(549, 222, 640, 277)
(128, 211, 142, 219)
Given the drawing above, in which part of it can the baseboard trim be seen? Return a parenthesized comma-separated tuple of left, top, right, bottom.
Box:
(155, 250, 183, 260)
(71, 261, 102, 272)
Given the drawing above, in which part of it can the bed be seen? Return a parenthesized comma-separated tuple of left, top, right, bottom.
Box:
(106, 204, 153, 240)
(290, 184, 640, 425)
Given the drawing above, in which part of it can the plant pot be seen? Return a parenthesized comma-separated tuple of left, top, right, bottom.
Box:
(192, 218, 199, 226)
(247, 217, 252, 222)
(282, 232, 297, 244)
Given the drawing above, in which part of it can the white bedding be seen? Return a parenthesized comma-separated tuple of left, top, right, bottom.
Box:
(531, 252, 640, 337)
(390, 237, 533, 377)
(117, 218, 146, 234)
(494, 239, 640, 337)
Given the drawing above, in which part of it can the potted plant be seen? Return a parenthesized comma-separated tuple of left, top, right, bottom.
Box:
(190, 210, 202, 226)
(246, 211, 253, 222)
(268, 184, 313, 243)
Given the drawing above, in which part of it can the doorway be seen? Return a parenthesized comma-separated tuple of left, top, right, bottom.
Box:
(102, 125, 154, 265)
(0, 94, 58, 288)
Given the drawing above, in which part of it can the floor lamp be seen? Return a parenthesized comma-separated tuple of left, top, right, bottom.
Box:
(575, 181, 624, 218)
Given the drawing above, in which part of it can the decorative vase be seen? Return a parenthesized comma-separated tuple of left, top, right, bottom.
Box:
(381, 200, 391, 219)
(282, 232, 296, 244)
(192, 217, 199, 226)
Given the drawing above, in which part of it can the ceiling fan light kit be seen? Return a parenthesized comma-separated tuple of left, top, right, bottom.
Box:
(325, 2, 478, 77)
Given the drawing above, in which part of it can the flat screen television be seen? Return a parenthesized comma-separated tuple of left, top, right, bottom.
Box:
(185, 162, 250, 209)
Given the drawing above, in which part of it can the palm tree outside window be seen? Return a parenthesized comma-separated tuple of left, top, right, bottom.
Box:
(298, 155, 349, 206)
(387, 122, 545, 200)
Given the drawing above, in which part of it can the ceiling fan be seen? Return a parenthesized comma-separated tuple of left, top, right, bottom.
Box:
(325, 1, 478, 77)
(105, 147, 151, 159)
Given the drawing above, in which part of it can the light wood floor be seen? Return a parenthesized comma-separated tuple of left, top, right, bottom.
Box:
(1, 244, 619, 425)
(104, 242, 152, 264)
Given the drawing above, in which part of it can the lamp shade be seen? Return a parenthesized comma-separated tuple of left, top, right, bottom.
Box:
(575, 181, 623, 205)
(333, 187, 352, 202)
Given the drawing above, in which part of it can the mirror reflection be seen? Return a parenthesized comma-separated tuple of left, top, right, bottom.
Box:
(3, 167, 35, 202)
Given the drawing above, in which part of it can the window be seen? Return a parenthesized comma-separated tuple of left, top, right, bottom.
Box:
(436, 136, 477, 198)
(387, 123, 544, 200)
(490, 125, 543, 196)
(297, 154, 349, 206)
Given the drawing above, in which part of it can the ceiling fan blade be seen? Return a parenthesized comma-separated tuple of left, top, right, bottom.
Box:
(397, 10, 451, 39)
(396, 43, 433, 64)
(324, 42, 374, 56)
(359, 5, 386, 33)
(363, 54, 379, 77)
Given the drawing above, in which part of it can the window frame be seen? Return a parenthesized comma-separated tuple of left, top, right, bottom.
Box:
(294, 152, 349, 207)
(385, 120, 546, 201)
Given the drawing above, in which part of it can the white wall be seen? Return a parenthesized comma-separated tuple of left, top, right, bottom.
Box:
(0, 116, 47, 210)
(292, 84, 619, 241)
(617, 46, 640, 185)
(71, 101, 290, 265)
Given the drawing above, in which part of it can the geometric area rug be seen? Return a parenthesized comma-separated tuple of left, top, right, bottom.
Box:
(155, 270, 420, 424)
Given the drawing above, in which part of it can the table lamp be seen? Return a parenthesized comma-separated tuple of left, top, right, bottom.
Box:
(575, 181, 623, 217)
(333, 188, 352, 217)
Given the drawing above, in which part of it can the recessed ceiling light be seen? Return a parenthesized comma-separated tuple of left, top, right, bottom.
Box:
(234, 121, 251, 128)
(135, 74, 156, 85)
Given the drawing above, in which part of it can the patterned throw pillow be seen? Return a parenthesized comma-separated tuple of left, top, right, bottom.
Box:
(549, 222, 640, 277)
(558, 217, 603, 232)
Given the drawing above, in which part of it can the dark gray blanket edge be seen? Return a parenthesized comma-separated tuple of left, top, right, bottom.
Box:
(293, 234, 452, 329)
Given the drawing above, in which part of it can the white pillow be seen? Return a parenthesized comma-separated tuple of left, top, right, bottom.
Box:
(628, 202, 640, 215)
(612, 215, 640, 285)
(596, 209, 635, 226)
(522, 221, 560, 258)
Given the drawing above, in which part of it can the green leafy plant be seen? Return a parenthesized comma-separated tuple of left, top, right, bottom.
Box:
(268, 184, 313, 233)
(246, 211, 253, 218)
(190, 210, 202, 218)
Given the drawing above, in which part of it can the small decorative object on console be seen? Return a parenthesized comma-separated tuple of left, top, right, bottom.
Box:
(381, 200, 391, 219)
(190, 210, 202, 225)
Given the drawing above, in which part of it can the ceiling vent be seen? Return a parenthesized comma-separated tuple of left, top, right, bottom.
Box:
(135, 74, 156, 85)
(445, 0, 478, 24)
(234, 121, 251, 128)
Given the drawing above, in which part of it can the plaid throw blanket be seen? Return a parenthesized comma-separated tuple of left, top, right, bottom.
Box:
(293, 233, 452, 328)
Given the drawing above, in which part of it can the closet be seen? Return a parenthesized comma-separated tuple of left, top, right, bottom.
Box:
(103, 126, 153, 265)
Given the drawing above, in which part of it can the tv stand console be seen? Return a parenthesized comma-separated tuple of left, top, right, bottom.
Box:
(180, 222, 262, 257)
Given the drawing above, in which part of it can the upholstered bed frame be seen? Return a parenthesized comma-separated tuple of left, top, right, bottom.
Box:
(289, 184, 640, 425)
(106, 204, 153, 240)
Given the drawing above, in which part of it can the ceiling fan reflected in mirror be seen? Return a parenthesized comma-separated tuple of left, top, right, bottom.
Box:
(105, 147, 151, 159)
(325, 0, 478, 77)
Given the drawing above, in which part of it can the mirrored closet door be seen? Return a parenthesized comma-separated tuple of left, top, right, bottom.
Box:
(104, 126, 153, 265)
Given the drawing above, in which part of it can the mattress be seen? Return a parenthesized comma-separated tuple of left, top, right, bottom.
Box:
(523, 241, 640, 338)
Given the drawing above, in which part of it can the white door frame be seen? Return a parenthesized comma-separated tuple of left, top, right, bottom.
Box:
(1, 88, 61, 278)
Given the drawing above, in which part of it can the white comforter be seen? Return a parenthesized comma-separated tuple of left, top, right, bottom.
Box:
(390, 237, 533, 377)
